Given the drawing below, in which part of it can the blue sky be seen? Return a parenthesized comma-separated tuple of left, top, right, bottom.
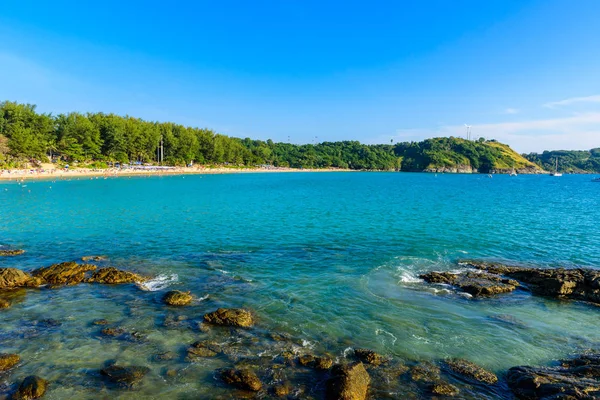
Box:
(1, 0, 599, 152)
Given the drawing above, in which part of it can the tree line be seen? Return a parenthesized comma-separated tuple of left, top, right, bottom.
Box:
(4, 100, 591, 173)
(525, 149, 600, 173)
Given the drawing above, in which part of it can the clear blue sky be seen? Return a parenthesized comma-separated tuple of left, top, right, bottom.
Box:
(1, 0, 599, 152)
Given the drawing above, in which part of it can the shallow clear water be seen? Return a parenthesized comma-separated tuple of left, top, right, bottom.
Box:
(1, 172, 599, 398)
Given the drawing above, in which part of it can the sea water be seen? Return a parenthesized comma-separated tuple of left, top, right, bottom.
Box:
(1, 172, 599, 398)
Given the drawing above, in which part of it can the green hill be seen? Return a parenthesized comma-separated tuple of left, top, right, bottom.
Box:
(394, 137, 541, 173)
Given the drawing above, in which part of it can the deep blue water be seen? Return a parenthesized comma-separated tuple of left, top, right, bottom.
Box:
(1, 172, 599, 398)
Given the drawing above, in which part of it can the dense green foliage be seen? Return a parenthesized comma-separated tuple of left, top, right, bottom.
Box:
(525, 150, 600, 173)
(0, 100, 541, 172)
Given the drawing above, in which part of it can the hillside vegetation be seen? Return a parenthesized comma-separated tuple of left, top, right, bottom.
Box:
(525, 149, 600, 173)
(0, 100, 544, 173)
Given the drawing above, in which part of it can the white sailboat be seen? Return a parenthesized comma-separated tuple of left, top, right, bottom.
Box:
(550, 157, 562, 177)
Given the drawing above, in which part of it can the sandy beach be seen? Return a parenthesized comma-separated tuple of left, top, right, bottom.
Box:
(0, 165, 351, 181)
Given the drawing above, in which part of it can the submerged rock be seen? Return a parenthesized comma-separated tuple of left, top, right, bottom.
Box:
(430, 381, 459, 396)
(187, 341, 221, 360)
(100, 365, 150, 386)
(219, 368, 262, 391)
(0, 353, 20, 372)
(507, 353, 600, 399)
(0, 299, 10, 308)
(463, 260, 600, 304)
(420, 271, 519, 297)
(445, 359, 498, 384)
(0, 268, 38, 289)
(81, 256, 106, 262)
(326, 362, 371, 400)
(410, 362, 441, 382)
(90, 267, 146, 284)
(92, 319, 109, 326)
(163, 290, 192, 306)
(31, 262, 96, 285)
(0, 249, 25, 257)
(100, 327, 126, 337)
(271, 383, 291, 396)
(12, 375, 48, 399)
(298, 354, 333, 370)
(204, 308, 254, 328)
(354, 349, 386, 366)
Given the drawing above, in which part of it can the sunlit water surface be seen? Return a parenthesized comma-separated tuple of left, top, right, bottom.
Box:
(1, 172, 599, 398)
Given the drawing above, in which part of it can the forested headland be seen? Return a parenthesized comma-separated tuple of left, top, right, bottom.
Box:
(525, 149, 600, 173)
(1, 100, 595, 173)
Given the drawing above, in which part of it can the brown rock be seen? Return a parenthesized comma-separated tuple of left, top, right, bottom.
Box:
(204, 308, 254, 328)
(431, 381, 459, 396)
(326, 362, 370, 400)
(298, 354, 333, 370)
(0, 298, 10, 308)
(92, 319, 109, 325)
(272, 383, 291, 396)
(420, 271, 518, 297)
(12, 376, 47, 399)
(100, 365, 150, 386)
(445, 359, 498, 384)
(187, 341, 221, 360)
(163, 290, 193, 306)
(220, 368, 262, 391)
(0, 249, 25, 257)
(0, 353, 20, 372)
(0, 268, 37, 289)
(410, 362, 440, 382)
(81, 256, 106, 261)
(101, 327, 125, 337)
(90, 267, 145, 284)
(31, 262, 96, 285)
(354, 349, 386, 366)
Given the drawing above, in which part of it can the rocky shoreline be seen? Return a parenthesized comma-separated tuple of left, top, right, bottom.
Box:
(1, 253, 599, 399)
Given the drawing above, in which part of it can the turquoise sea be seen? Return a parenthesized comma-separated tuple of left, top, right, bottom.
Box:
(1, 172, 600, 399)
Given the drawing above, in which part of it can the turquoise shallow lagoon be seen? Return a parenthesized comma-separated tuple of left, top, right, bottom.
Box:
(1, 172, 599, 398)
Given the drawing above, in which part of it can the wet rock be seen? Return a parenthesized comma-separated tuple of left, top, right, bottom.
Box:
(463, 260, 600, 304)
(153, 352, 176, 362)
(101, 327, 126, 337)
(420, 271, 519, 297)
(100, 365, 150, 386)
(219, 368, 262, 392)
(31, 262, 96, 285)
(204, 308, 254, 328)
(410, 362, 440, 382)
(297, 354, 333, 370)
(12, 376, 47, 399)
(81, 256, 106, 262)
(0, 249, 25, 257)
(430, 381, 459, 396)
(163, 314, 190, 329)
(354, 349, 386, 366)
(187, 341, 221, 360)
(0, 299, 10, 309)
(271, 383, 291, 396)
(445, 359, 498, 384)
(0, 354, 20, 372)
(163, 291, 192, 306)
(92, 319, 109, 326)
(326, 362, 371, 400)
(507, 354, 600, 399)
(90, 267, 146, 284)
(0, 269, 38, 289)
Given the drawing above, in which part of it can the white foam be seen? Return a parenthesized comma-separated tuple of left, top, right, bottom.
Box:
(137, 274, 178, 291)
(342, 347, 354, 358)
(398, 271, 423, 284)
(375, 328, 398, 346)
(197, 294, 209, 301)
(216, 269, 230, 274)
(301, 339, 315, 349)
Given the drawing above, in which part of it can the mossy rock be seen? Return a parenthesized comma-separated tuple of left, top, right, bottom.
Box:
(163, 290, 192, 306)
(204, 308, 254, 328)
